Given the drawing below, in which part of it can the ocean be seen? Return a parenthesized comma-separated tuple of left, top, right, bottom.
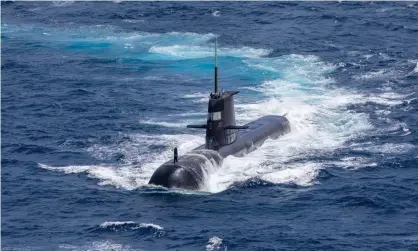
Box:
(1, 1, 418, 250)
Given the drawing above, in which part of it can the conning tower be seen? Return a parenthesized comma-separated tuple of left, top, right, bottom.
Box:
(187, 38, 248, 149)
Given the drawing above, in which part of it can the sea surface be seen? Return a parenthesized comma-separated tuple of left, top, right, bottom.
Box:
(1, 1, 418, 250)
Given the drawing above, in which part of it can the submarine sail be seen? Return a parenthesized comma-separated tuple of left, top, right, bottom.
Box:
(148, 39, 291, 190)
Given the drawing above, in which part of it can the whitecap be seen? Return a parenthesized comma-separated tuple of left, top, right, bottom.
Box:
(136, 223, 164, 230)
(59, 241, 137, 251)
(413, 61, 418, 73)
(100, 221, 163, 230)
(100, 221, 136, 228)
(212, 10, 221, 17)
(206, 236, 225, 251)
(122, 19, 145, 23)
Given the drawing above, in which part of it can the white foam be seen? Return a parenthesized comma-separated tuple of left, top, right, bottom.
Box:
(168, 31, 215, 39)
(330, 157, 378, 169)
(212, 10, 221, 17)
(100, 221, 163, 230)
(149, 45, 271, 59)
(206, 236, 225, 251)
(205, 54, 380, 192)
(59, 241, 138, 251)
(184, 92, 208, 99)
(87, 133, 203, 164)
(39, 163, 141, 190)
(379, 52, 391, 61)
(413, 61, 418, 73)
(261, 163, 322, 186)
(136, 223, 164, 230)
(123, 43, 134, 49)
(353, 69, 402, 80)
(362, 54, 374, 60)
(39, 134, 204, 190)
(100, 221, 135, 228)
(141, 119, 190, 128)
(353, 143, 415, 154)
(143, 75, 166, 81)
(122, 19, 145, 24)
(370, 93, 407, 105)
(52, 1, 74, 7)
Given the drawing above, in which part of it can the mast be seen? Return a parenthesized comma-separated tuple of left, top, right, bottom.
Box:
(214, 37, 218, 94)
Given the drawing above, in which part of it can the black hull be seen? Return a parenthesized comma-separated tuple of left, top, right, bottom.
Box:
(148, 115, 290, 190)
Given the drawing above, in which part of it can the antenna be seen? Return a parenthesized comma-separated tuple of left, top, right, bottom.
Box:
(214, 37, 218, 94)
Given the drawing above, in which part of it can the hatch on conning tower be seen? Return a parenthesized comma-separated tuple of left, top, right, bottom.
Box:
(187, 38, 248, 150)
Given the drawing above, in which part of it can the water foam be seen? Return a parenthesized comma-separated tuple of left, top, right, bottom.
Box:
(353, 143, 415, 154)
(412, 61, 418, 73)
(100, 221, 163, 230)
(183, 92, 209, 103)
(52, 1, 74, 7)
(141, 119, 192, 128)
(206, 237, 225, 251)
(100, 221, 136, 228)
(353, 69, 402, 80)
(149, 45, 271, 59)
(59, 241, 138, 251)
(40, 134, 205, 190)
(212, 10, 221, 17)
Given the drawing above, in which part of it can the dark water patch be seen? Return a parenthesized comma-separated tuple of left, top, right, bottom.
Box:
(336, 195, 388, 209)
(230, 177, 275, 189)
(315, 168, 338, 182)
(66, 88, 95, 96)
(78, 58, 120, 65)
(1, 60, 31, 70)
(109, 13, 135, 20)
(8, 143, 56, 155)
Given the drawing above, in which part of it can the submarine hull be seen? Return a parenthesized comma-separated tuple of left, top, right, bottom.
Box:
(148, 115, 290, 189)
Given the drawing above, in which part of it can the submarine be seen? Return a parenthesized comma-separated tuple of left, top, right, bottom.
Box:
(149, 40, 291, 190)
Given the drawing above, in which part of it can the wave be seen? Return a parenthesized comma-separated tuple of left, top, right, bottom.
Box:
(59, 241, 136, 251)
(212, 10, 221, 17)
(100, 221, 136, 228)
(140, 119, 190, 128)
(352, 69, 402, 80)
(206, 236, 226, 251)
(412, 61, 418, 73)
(352, 143, 415, 155)
(39, 134, 205, 191)
(99, 221, 163, 231)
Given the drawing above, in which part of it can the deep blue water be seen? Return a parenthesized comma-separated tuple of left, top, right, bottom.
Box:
(2, 1, 418, 250)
